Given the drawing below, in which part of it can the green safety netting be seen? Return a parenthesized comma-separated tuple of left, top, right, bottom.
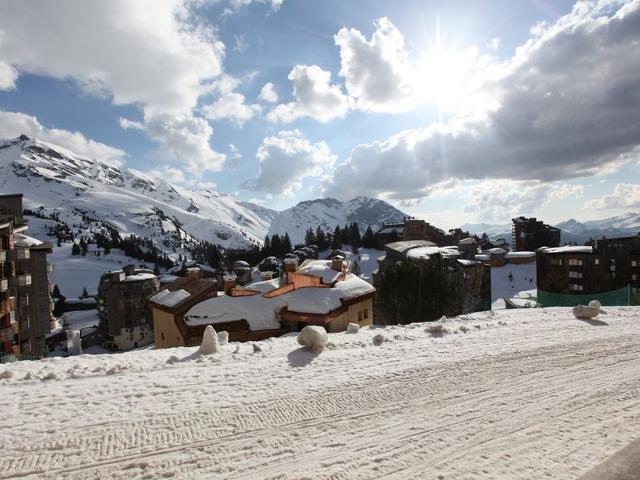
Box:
(537, 286, 631, 307)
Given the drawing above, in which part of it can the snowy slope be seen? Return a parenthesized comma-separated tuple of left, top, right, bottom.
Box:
(1, 307, 639, 479)
(269, 196, 407, 244)
(0, 135, 272, 250)
(491, 261, 537, 309)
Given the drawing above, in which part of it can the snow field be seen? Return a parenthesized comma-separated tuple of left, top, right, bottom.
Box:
(0, 307, 639, 479)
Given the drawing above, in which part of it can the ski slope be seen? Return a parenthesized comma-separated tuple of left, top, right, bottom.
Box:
(1, 307, 639, 479)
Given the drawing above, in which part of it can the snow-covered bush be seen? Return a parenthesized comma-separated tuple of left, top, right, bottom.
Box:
(297, 325, 328, 351)
(199, 325, 219, 355)
(346, 323, 360, 334)
(425, 324, 448, 337)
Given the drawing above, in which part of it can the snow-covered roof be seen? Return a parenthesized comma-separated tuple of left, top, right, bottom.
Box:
(386, 240, 437, 254)
(13, 233, 44, 247)
(298, 259, 342, 284)
(540, 245, 593, 254)
(475, 254, 490, 261)
(159, 274, 180, 284)
(487, 247, 507, 255)
(185, 262, 374, 331)
(406, 246, 460, 260)
(457, 259, 477, 267)
(149, 289, 191, 307)
(458, 237, 478, 245)
(505, 251, 536, 259)
(122, 272, 157, 282)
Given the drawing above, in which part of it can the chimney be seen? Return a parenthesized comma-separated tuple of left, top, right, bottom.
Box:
(185, 268, 201, 282)
(223, 274, 237, 295)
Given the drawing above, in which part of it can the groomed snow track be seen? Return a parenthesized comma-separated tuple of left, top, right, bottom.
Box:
(1, 308, 639, 479)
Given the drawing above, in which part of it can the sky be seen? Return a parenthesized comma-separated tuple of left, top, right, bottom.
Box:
(1, 0, 640, 229)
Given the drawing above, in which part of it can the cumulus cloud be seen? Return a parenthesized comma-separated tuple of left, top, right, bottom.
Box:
(243, 130, 335, 196)
(202, 92, 260, 126)
(0, 0, 228, 171)
(324, 0, 640, 200)
(585, 183, 640, 209)
(118, 117, 144, 131)
(0, 110, 126, 165)
(334, 17, 416, 112)
(464, 181, 584, 221)
(144, 114, 225, 173)
(0, 62, 18, 90)
(258, 82, 278, 103)
(266, 65, 350, 123)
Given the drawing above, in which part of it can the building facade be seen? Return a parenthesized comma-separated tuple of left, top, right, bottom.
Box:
(512, 216, 561, 251)
(0, 194, 55, 357)
(537, 235, 640, 306)
(98, 265, 160, 350)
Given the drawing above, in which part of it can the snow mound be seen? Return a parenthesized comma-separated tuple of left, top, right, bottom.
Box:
(199, 326, 219, 355)
(297, 326, 329, 351)
(217, 331, 229, 345)
(346, 323, 360, 334)
(372, 333, 385, 346)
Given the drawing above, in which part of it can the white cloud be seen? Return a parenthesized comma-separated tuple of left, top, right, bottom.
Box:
(0, 61, 18, 90)
(144, 114, 225, 173)
(118, 117, 144, 131)
(0, 110, 126, 165)
(243, 130, 335, 196)
(464, 181, 584, 221)
(202, 92, 260, 126)
(148, 165, 186, 185)
(585, 183, 640, 209)
(487, 37, 501, 51)
(266, 65, 350, 123)
(325, 1, 640, 200)
(224, 0, 283, 15)
(258, 82, 278, 103)
(0, 0, 227, 171)
(233, 34, 248, 53)
(225, 143, 242, 169)
(334, 17, 416, 112)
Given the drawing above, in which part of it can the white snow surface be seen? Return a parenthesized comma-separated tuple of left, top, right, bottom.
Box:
(1, 307, 639, 479)
(491, 261, 537, 309)
(542, 245, 593, 254)
(13, 233, 44, 247)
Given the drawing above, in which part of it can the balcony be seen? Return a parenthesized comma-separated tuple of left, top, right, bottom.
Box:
(0, 324, 17, 343)
(17, 274, 31, 287)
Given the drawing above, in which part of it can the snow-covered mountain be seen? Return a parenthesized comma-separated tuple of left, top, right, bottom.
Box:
(0, 135, 273, 251)
(556, 213, 640, 244)
(0, 135, 407, 251)
(463, 213, 640, 246)
(268, 196, 407, 244)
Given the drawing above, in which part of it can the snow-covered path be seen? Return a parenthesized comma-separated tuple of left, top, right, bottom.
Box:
(1, 308, 639, 479)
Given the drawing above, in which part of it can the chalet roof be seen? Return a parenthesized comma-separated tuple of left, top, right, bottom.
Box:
(185, 261, 374, 331)
(406, 245, 460, 261)
(385, 240, 436, 254)
(539, 245, 593, 254)
(148, 276, 217, 311)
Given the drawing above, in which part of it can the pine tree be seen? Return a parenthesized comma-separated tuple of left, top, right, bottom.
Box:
(153, 264, 161, 275)
(81, 286, 89, 298)
(315, 226, 327, 250)
(283, 233, 292, 254)
(52, 284, 61, 298)
(351, 259, 361, 276)
(71, 242, 81, 256)
(304, 228, 315, 246)
(362, 225, 376, 249)
(271, 234, 282, 257)
(332, 226, 342, 249)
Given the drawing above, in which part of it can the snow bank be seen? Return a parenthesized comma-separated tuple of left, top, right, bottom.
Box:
(149, 289, 191, 307)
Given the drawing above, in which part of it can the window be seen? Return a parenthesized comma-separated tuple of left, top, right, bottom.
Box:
(160, 332, 165, 341)
(632, 260, 638, 267)
(364, 308, 369, 319)
(610, 265, 616, 272)
(568, 258, 583, 266)
(569, 271, 583, 279)
(358, 310, 363, 322)
(632, 274, 638, 281)
(569, 283, 584, 292)
(594, 258, 600, 265)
